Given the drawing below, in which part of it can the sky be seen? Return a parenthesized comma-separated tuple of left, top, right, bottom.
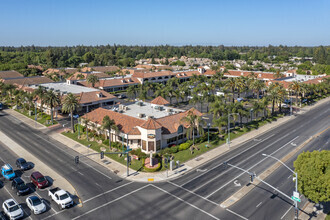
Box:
(0, 0, 329, 46)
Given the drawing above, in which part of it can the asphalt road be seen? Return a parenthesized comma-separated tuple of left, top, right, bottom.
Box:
(0, 99, 328, 220)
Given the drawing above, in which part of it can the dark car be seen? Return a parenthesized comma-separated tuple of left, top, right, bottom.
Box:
(0, 211, 8, 220)
(16, 158, 31, 171)
(11, 177, 30, 196)
(30, 172, 48, 189)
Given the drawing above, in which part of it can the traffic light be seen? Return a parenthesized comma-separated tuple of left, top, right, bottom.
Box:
(74, 156, 79, 164)
(101, 151, 104, 159)
(128, 156, 132, 165)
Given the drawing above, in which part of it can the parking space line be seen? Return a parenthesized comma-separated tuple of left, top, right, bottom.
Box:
(41, 209, 66, 220)
(226, 208, 248, 220)
(280, 206, 293, 219)
(179, 134, 275, 187)
(205, 136, 299, 199)
(71, 184, 151, 220)
(84, 181, 133, 203)
(256, 202, 262, 208)
(3, 187, 32, 220)
(151, 184, 220, 220)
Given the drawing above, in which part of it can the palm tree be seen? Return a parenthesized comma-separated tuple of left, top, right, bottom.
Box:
(76, 73, 85, 80)
(83, 118, 90, 141)
(102, 115, 118, 150)
(45, 90, 60, 125)
(235, 77, 246, 98)
(33, 86, 46, 117)
(224, 78, 236, 103)
(260, 97, 270, 118)
(86, 74, 99, 88)
(213, 116, 227, 134)
(268, 87, 279, 115)
(180, 110, 205, 146)
(62, 93, 80, 132)
(250, 79, 265, 100)
(127, 85, 137, 100)
(289, 81, 301, 106)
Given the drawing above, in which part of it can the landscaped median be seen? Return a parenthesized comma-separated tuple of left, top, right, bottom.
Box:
(14, 109, 58, 127)
(62, 113, 285, 172)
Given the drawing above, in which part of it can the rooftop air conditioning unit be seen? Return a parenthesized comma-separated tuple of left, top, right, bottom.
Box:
(166, 108, 172, 112)
(159, 106, 163, 111)
(137, 113, 145, 118)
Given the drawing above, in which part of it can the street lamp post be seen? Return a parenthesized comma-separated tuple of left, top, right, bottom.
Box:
(228, 113, 239, 148)
(77, 117, 80, 139)
(262, 153, 299, 219)
(290, 90, 293, 116)
(250, 108, 254, 122)
(207, 123, 210, 144)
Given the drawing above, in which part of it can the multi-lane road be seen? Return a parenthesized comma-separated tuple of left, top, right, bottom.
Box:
(0, 99, 329, 220)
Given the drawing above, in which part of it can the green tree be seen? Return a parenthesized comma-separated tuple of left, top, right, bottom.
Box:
(33, 86, 46, 117)
(180, 110, 205, 146)
(102, 115, 118, 150)
(86, 74, 99, 88)
(294, 150, 330, 203)
(44, 90, 60, 125)
(62, 93, 79, 132)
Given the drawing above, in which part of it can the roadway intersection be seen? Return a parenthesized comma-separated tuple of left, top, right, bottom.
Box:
(0, 99, 329, 220)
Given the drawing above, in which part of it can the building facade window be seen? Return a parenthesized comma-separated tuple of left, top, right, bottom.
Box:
(156, 140, 161, 151)
(142, 140, 146, 150)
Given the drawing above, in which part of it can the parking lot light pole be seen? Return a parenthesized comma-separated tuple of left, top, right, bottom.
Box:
(250, 108, 253, 122)
(228, 113, 239, 148)
(290, 91, 293, 116)
(262, 153, 299, 219)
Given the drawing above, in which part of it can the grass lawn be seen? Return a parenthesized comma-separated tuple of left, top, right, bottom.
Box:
(15, 109, 58, 127)
(62, 131, 144, 171)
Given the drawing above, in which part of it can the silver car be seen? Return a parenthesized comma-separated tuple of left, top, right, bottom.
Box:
(26, 196, 46, 215)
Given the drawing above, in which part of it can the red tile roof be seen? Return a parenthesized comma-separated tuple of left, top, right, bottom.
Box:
(0, 70, 24, 79)
(151, 96, 169, 105)
(139, 118, 162, 130)
(75, 91, 116, 104)
(78, 77, 140, 88)
(2, 76, 54, 86)
(132, 71, 176, 79)
(83, 108, 145, 134)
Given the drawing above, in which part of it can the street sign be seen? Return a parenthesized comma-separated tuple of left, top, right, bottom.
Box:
(292, 191, 301, 202)
(291, 196, 301, 202)
(125, 148, 132, 153)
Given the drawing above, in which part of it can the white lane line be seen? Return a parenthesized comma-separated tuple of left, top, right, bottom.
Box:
(3, 187, 32, 220)
(180, 134, 275, 187)
(280, 206, 293, 219)
(33, 132, 113, 180)
(256, 202, 262, 208)
(194, 134, 299, 193)
(84, 181, 133, 203)
(168, 181, 220, 206)
(318, 148, 321, 151)
(226, 208, 248, 220)
(205, 136, 299, 199)
(41, 210, 66, 220)
(151, 184, 220, 220)
(77, 171, 84, 176)
(95, 183, 102, 187)
(71, 184, 151, 220)
(287, 175, 292, 179)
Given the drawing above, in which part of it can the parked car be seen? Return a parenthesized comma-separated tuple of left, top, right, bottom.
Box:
(118, 94, 127, 99)
(15, 158, 31, 171)
(0, 211, 8, 220)
(281, 103, 289, 108)
(68, 113, 79, 119)
(26, 196, 46, 215)
(48, 187, 73, 210)
(11, 177, 29, 196)
(30, 172, 48, 189)
(1, 164, 16, 181)
(302, 99, 308, 103)
(0, 103, 3, 110)
(2, 199, 23, 220)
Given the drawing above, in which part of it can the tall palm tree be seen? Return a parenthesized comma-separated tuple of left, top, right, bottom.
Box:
(235, 77, 246, 98)
(250, 79, 265, 100)
(260, 97, 270, 118)
(83, 118, 90, 141)
(62, 93, 80, 132)
(289, 81, 301, 106)
(86, 74, 99, 88)
(127, 85, 137, 100)
(268, 87, 279, 115)
(102, 115, 118, 150)
(45, 90, 60, 124)
(180, 110, 205, 146)
(224, 77, 236, 103)
(33, 86, 46, 117)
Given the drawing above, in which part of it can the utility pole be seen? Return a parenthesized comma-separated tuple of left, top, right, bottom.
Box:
(290, 90, 293, 116)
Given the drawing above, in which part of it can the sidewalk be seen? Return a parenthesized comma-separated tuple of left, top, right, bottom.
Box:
(4, 96, 330, 183)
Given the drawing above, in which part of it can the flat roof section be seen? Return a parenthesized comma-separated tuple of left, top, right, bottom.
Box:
(30, 82, 99, 94)
(106, 101, 184, 120)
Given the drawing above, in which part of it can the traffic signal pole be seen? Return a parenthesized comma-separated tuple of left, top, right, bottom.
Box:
(224, 162, 296, 203)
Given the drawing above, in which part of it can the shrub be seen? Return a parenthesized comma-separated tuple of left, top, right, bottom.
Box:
(131, 148, 147, 159)
(179, 142, 191, 151)
(103, 139, 109, 145)
(143, 161, 162, 172)
(170, 146, 178, 154)
(162, 148, 171, 155)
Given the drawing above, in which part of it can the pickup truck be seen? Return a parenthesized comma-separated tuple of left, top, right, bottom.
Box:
(48, 187, 73, 210)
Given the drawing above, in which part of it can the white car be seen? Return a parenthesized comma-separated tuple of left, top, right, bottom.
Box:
(26, 195, 46, 215)
(2, 199, 24, 220)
